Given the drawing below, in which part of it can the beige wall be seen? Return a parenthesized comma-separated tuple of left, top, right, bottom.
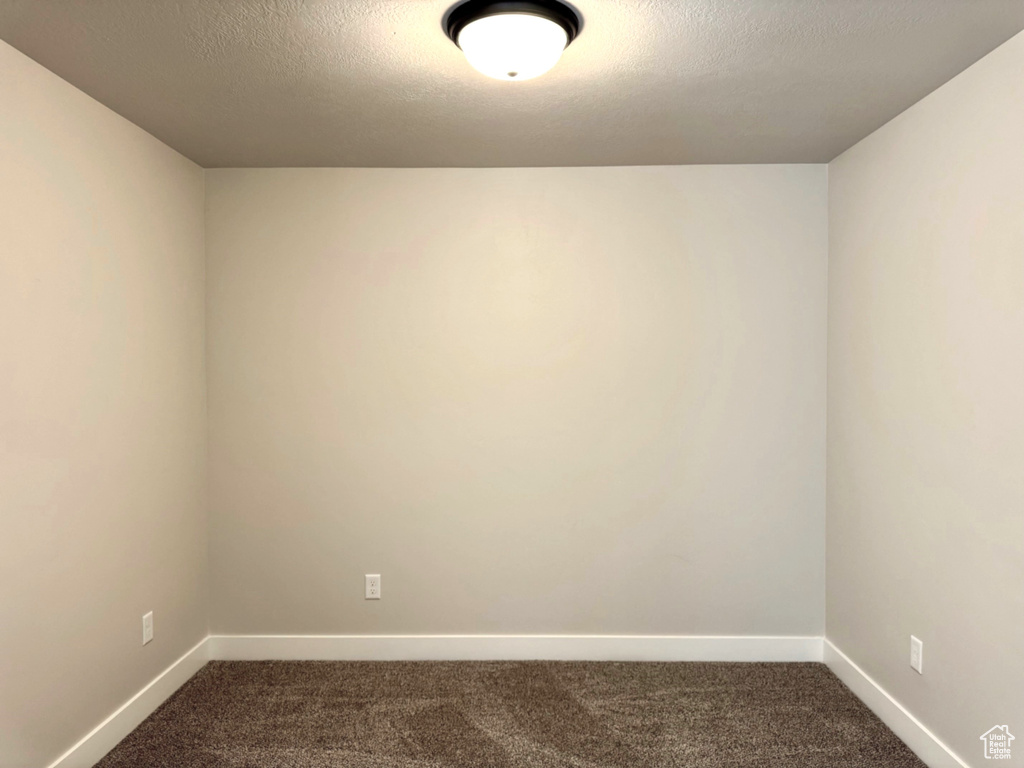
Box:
(0, 41, 208, 768)
(827, 30, 1024, 765)
(206, 165, 828, 637)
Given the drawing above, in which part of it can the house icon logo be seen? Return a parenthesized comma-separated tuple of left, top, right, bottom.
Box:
(980, 725, 1014, 760)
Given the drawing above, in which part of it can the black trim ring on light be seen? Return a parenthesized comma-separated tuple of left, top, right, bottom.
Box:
(445, 0, 581, 49)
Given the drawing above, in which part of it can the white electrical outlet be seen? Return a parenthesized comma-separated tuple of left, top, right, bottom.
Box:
(142, 612, 154, 645)
(365, 574, 381, 600)
(910, 635, 923, 674)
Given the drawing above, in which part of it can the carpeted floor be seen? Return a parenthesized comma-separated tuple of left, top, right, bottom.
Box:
(96, 661, 925, 767)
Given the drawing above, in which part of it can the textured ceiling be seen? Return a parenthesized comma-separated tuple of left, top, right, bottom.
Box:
(1, 1, 1023, 167)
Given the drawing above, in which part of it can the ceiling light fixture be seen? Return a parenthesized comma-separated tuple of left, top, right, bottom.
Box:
(445, 0, 580, 81)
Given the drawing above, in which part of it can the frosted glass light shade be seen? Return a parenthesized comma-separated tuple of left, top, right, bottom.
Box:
(457, 13, 569, 81)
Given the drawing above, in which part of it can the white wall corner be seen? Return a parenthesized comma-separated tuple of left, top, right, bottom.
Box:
(46, 637, 211, 768)
(824, 639, 970, 768)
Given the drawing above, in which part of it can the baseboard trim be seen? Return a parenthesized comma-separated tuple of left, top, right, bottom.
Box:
(46, 637, 210, 768)
(824, 640, 969, 768)
(43, 634, 822, 767)
(209, 634, 825, 662)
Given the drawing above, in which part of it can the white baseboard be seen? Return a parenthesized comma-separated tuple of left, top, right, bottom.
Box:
(43, 634, 821, 768)
(824, 639, 969, 768)
(38, 635, 979, 768)
(209, 634, 824, 662)
(46, 637, 210, 768)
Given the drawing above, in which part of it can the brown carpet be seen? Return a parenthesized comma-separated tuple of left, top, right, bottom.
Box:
(96, 661, 924, 767)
